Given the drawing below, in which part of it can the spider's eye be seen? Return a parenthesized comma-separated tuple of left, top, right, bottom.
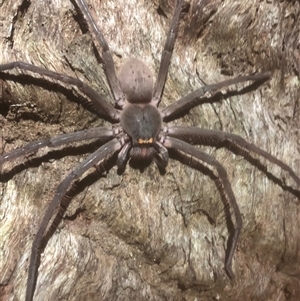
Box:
(137, 138, 154, 145)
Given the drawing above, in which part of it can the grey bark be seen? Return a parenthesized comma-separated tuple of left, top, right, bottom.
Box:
(0, 0, 299, 301)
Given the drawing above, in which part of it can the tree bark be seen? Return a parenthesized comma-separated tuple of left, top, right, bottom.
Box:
(0, 0, 299, 301)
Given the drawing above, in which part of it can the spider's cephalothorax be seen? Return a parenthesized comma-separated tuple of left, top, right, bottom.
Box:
(0, 0, 299, 300)
(120, 102, 163, 164)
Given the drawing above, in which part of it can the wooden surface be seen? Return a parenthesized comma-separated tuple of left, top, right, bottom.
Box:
(0, 0, 299, 300)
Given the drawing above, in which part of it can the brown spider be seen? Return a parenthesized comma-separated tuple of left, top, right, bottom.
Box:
(0, 0, 299, 300)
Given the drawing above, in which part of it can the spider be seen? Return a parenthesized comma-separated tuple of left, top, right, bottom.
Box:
(0, 0, 299, 300)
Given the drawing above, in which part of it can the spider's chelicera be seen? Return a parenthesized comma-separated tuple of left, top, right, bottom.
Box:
(0, 0, 299, 300)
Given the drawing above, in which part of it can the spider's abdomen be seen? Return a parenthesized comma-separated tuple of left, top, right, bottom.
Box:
(120, 104, 162, 146)
(118, 58, 153, 103)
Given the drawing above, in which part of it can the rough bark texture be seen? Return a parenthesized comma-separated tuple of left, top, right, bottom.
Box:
(0, 0, 299, 301)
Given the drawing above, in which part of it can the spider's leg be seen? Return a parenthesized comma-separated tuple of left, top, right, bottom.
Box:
(0, 62, 119, 121)
(25, 137, 122, 301)
(167, 126, 300, 188)
(153, 0, 183, 107)
(0, 127, 115, 166)
(162, 136, 242, 279)
(162, 72, 271, 121)
(76, 0, 125, 107)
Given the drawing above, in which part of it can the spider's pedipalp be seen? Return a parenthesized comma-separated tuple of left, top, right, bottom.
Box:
(116, 142, 131, 170)
(153, 141, 169, 168)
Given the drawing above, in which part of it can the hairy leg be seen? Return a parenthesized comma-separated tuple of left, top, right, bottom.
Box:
(162, 72, 271, 121)
(163, 136, 242, 279)
(25, 138, 122, 301)
(167, 126, 300, 187)
(0, 127, 115, 166)
(0, 62, 119, 121)
(76, 0, 125, 107)
(153, 0, 183, 106)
